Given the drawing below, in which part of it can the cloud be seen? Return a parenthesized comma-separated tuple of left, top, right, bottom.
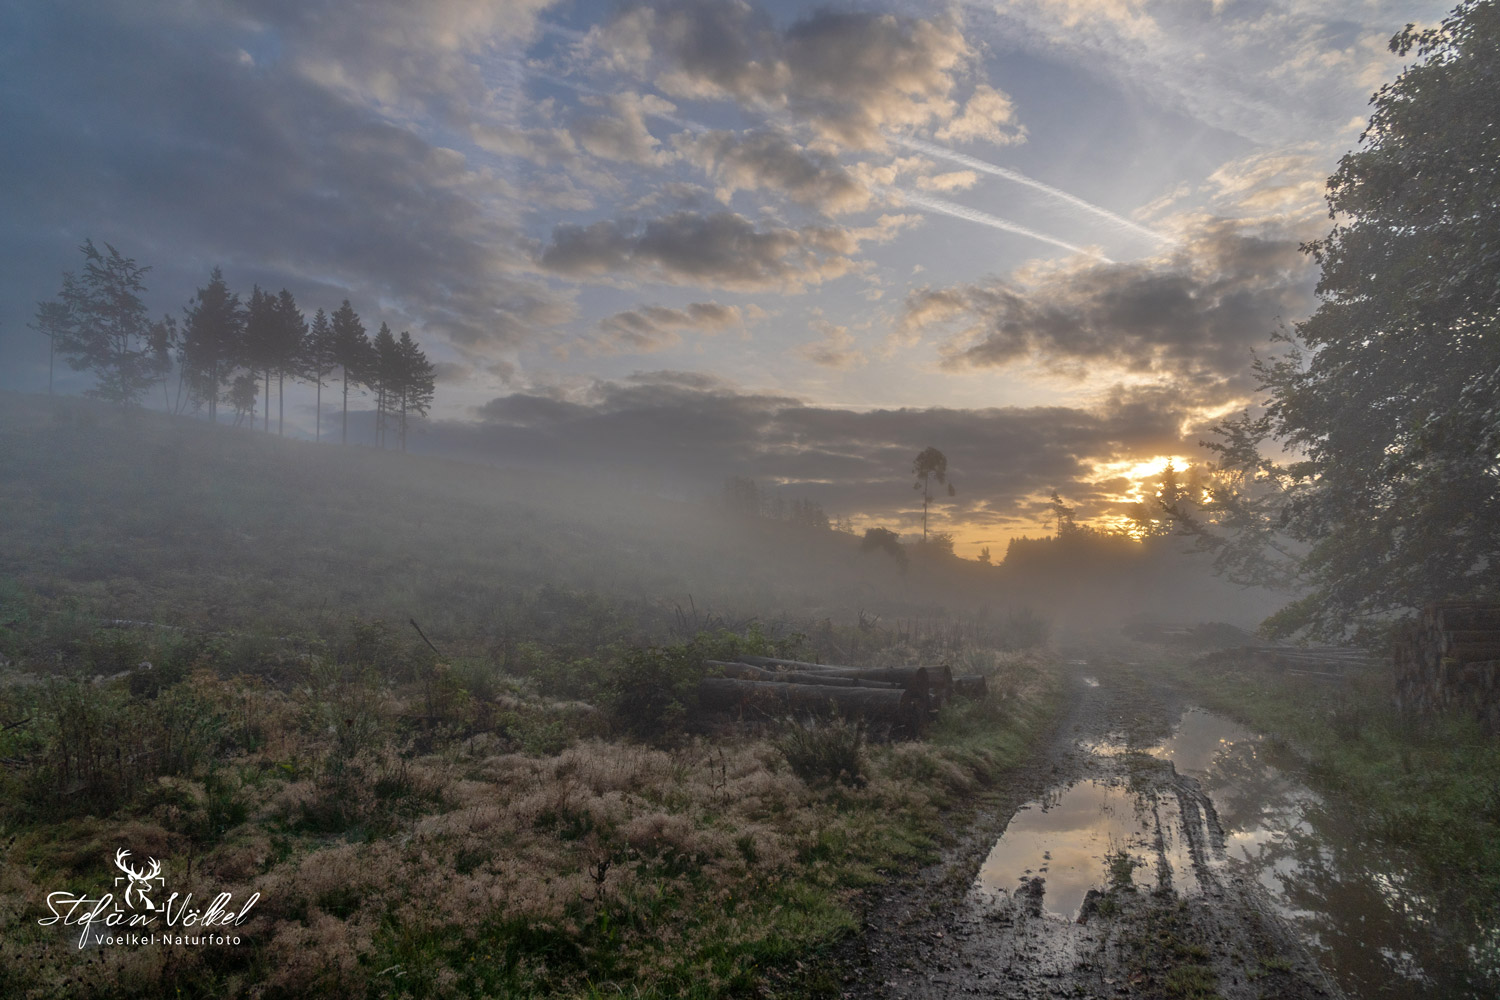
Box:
(571, 92, 678, 165)
(537, 210, 898, 291)
(679, 129, 871, 214)
(902, 215, 1319, 389)
(593, 301, 744, 353)
(797, 321, 867, 369)
(434, 370, 1204, 530)
(1, 0, 575, 364)
(934, 85, 1027, 145)
(585, 1, 1006, 149)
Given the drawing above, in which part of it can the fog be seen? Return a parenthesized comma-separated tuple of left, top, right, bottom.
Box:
(0, 390, 1281, 654)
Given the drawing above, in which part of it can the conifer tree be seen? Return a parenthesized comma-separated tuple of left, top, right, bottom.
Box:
(328, 300, 369, 445)
(304, 308, 337, 442)
(180, 267, 242, 422)
(393, 330, 435, 452)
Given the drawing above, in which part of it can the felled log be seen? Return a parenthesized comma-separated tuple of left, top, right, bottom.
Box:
(696, 677, 923, 737)
(736, 656, 952, 706)
(704, 661, 899, 688)
(953, 674, 989, 700)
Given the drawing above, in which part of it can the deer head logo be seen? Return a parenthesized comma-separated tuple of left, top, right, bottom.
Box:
(113, 849, 162, 911)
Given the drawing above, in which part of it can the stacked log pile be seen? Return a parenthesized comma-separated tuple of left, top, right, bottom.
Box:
(1393, 601, 1500, 732)
(697, 656, 976, 739)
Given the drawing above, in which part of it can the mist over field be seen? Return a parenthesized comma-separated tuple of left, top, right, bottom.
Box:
(3, 0, 1499, 998)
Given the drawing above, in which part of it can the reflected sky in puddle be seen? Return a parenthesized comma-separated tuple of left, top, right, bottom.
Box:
(974, 779, 1197, 920)
(978, 705, 1498, 998)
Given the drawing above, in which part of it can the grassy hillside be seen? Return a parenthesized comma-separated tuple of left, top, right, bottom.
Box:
(0, 390, 1064, 999)
(0, 392, 973, 653)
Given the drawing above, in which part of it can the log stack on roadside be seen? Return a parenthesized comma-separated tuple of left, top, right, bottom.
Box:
(1393, 600, 1500, 732)
(697, 656, 956, 738)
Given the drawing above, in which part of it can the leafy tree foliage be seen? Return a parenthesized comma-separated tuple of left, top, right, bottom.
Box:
(42, 241, 163, 405)
(1198, 1, 1500, 638)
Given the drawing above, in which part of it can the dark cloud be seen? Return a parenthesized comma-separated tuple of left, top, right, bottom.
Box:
(593, 301, 743, 353)
(429, 371, 1202, 533)
(587, 1, 988, 148)
(0, 0, 569, 369)
(537, 210, 869, 291)
(679, 129, 870, 215)
(902, 216, 1318, 389)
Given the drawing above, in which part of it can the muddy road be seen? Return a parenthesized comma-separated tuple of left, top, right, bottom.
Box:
(836, 662, 1344, 1000)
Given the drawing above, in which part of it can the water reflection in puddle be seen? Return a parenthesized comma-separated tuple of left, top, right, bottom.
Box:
(978, 705, 1499, 998)
(974, 779, 1198, 920)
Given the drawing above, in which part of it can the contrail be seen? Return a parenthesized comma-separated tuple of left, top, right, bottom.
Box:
(520, 66, 1112, 256)
(895, 135, 1174, 246)
(892, 188, 1112, 261)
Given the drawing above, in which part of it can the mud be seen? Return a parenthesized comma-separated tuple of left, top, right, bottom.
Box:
(835, 663, 1343, 1000)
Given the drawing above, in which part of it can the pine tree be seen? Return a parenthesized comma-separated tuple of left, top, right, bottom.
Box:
(242, 286, 275, 431)
(179, 268, 242, 422)
(328, 300, 369, 445)
(304, 308, 338, 442)
(371, 322, 399, 448)
(393, 330, 435, 452)
(271, 290, 306, 436)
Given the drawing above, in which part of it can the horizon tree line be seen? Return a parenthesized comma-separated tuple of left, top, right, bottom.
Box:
(29, 240, 436, 450)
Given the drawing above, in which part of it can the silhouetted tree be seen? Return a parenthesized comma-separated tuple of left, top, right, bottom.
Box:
(912, 446, 954, 540)
(242, 286, 275, 431)
(304, 308, 337, 442)
(1048, 491, 1077, 538)
(1194, 1, 1500, 637)
(29, 299, 70, 395)
(328, 300, 369, 445)
(860, 527, 908, 573)
(43, 240, 158, 405)
(372, 322, 399, 448)
(179, 268, 242, 422)
(393, 330, 435, 451)
(228, 372, 258, 426)
(271, 290, 306, 436)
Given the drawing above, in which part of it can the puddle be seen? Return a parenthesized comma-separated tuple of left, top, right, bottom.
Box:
(974, 779, 1199, 920)
(980, 707, 1497, 997)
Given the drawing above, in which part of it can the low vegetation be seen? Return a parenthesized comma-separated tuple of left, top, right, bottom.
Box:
(0, 575, 1059, 1000)
(1163, 651, 1500, 942)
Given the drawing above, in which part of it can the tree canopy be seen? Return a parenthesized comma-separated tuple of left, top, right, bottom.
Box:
(1201, 0, 1500, 638)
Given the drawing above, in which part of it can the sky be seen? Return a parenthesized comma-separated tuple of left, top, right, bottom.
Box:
(0, 0, 1456, 555)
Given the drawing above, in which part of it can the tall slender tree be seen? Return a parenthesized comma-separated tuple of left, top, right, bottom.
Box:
(242, 286, 275, 431)
(371, 322, 399, 448)
(393, 330, 435, 452)
(271, 289, 306, 436)
(911, 446, 953, 541)
(328, 300, 369, 445)
(304, 308, 337, 442)
(179, 268, 242, 422)
(29, 299, 70, 395)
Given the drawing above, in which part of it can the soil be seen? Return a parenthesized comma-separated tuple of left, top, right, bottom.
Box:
(830, 659, 1346, 1000)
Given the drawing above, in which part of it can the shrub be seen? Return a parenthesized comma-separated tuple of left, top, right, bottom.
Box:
(774, 714, 866, 788)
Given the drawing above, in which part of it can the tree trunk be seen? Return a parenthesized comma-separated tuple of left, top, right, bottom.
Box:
(315, 375, 322, 442)
(278, 369, 285, 436)
(341, 369, 348, 445)
(264, 368, 271, 432)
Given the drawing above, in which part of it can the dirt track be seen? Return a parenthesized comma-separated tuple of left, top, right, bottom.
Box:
(833, 662, 1344, 1000)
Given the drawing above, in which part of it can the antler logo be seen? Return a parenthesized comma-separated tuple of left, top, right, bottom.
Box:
(113, 849, 162, 911)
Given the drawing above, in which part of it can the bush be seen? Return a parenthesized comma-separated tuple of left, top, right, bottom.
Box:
(603, 628, 778, 744)
(995, 607, 1049, 651)
(774, 714, 866, 788)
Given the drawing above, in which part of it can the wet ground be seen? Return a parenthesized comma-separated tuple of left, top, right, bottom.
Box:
(835, 661, 1491, 999)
